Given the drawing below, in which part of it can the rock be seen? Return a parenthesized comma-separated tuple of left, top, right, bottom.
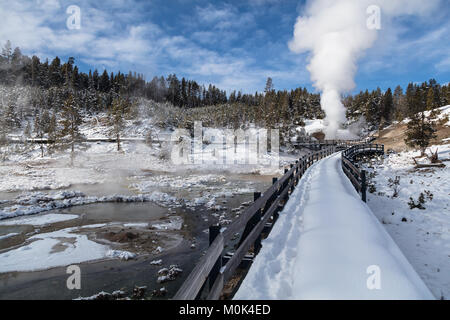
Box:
(150, 259, 163, 266)
(156, 265, 183, 283)
(132, 286, 147, 299)
(152, 287, 167, 297)
(112, 290, 126, 299)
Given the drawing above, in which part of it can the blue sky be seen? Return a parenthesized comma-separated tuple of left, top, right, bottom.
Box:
(0, 0, 449, 94)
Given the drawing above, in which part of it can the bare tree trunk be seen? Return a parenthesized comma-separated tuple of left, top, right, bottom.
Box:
(71, 140, 74, 166)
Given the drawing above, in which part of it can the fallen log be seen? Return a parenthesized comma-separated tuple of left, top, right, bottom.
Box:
(415, 163, 446, 168)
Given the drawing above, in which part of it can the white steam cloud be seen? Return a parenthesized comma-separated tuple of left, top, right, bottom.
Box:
(289, 0, 440, 138)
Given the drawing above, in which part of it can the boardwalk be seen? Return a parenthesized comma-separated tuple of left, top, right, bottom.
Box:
(234, 153, 434, 300)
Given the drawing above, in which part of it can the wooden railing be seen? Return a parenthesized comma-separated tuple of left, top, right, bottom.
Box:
(341, 144, 384, 202)
(293, 139, 369, 151)
(174, 146, 338, 300)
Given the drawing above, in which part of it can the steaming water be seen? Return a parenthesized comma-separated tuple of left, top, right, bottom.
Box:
(0, 171, 271, 299)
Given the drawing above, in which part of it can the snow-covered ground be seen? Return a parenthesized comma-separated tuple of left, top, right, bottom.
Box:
(364, 144, 450, 299)
(0, 106, 296, 276)
(235, 153, 434, 300)
(400, 105, 450, 126)
(0, 106, 296, 226)
(0, 227, 110, 273)
(0, 213, 78, 226)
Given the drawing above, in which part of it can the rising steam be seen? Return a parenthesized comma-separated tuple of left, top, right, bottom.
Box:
(289, 0, 440, 138)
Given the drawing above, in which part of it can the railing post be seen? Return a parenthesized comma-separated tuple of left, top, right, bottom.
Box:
(361, 170, 367, 203)
(208, 225, 222, 291)
(253, 192, 262, 254)
(272, 177, 280, 223)
(237, 191, 261, 251)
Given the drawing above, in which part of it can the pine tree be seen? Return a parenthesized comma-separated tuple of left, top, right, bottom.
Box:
(364, 89, 382, 128)
(34, 112, 46, 157)
(393, 85, 407, 121)
(4, 100, 20, 131)
(1, 40, 12, 64)
(0, 111, 7, 160)
(24, 121, 31, 138)
(405, 111, 437, 156)
(381, 88, 393, 127)
(264, 77, 274, 94)
(31, 56, 40, 86)
(99, 70, 110, 92)
(426, 87, 439, 111)
(49, 57, 62, 87)
(109, 96, 131, 151)
(47, 112, 58, 155)
(59, 93, 83, 165)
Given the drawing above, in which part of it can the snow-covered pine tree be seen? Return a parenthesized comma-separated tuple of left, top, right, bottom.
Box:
(4, 99, 20, 131)
(33, 110, 51, 157)
(34, 112, 45, 157)
(109, 96, 131, 151)
(1, 40, 12, 63)
(47, 112, 58, 155)
(364, 88, 382, 129)
(59, 93, 83, 165)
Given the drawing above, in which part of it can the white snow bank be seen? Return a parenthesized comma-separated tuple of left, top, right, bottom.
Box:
(401, 105, 450, 126)
(106, 250, 137, 261)
(304, 119, 325, 135)
(0, 227, 108, 273)
(150, 216, 183, 231)
(0, 225, 141, 273)
(235, 153, 434, 300)
(0, 233, 19, 240)
(0, 191, 178, 220)
(0, 213, 79, 226)
(364, 144, 450, 299)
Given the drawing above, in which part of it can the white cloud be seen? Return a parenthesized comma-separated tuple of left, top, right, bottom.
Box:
(0, 0, 446, 96)
(195, 3, 255, 31)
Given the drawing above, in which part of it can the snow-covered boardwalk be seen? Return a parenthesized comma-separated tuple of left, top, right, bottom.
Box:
(235, 153, 434, 300)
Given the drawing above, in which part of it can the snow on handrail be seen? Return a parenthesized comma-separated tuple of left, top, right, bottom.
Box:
(341, 144, 384, 202)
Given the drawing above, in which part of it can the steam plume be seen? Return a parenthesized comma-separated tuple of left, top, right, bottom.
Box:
(289, 0, 440, 138)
